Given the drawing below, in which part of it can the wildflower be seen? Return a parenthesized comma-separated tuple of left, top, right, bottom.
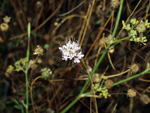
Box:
(59, 38, 84, 63)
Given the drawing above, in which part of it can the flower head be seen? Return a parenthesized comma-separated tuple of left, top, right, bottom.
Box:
(59, 38, 84, 63)
(33, 45, 43, 56)
(41, 68, 52, 80)
(3, 16, 11, 23)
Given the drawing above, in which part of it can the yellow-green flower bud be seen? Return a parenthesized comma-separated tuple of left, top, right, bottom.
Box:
(130, 18, 138, 25)
(6, 65, 14, 73)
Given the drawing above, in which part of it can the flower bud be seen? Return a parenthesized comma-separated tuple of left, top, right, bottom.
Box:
(108, 46, 115, 54)
(130, 63, 139, 73)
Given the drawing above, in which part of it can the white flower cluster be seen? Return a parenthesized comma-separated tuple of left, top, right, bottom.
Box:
(59, 38, 84, 63)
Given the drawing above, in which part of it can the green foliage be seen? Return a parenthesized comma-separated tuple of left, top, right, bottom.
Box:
(145, 19, 150, 28)
(8, 37, 23, 48)
(1, 98, 24, 113)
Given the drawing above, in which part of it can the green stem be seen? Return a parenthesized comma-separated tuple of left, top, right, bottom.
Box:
(112, 36, 130, 44)
(21, 106, 24, 113)
(25, 23, 31, 113)
(113, 69, 150, 86)
(61, 0, 124, 112)
(79, 92, 93, 98)
(61, 92, 92, 113)
(25, 72, 29, 113)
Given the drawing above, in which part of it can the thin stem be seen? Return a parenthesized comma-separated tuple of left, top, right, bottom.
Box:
(79, 92, 93, 98)
(25, 72, 29, 113)
(58, 1, 84, 16)
(80, 0, 95, 46)
(112, 37, 130, 44)
(61, 0, 124, 112)
(102, 69, 130, 78)
(113, 69, 150, 86)
(25, 23, 31, 113)
(30, 76, 42, 113)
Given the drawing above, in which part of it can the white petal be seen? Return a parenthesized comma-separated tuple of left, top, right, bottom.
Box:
(74, 58, 80, 63)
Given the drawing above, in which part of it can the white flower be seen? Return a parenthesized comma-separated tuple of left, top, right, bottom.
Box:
(59, 38, 84, 63)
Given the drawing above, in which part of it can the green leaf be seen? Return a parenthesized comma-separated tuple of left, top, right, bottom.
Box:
(11, 98, 19, 105)
(95, 20, 102, 24)
(14, 105, 21, 109)
(44, 44, 49, 50)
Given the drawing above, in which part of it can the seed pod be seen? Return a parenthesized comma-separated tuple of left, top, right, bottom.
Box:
(29, 60, 38, 70)
(0, 23, 9, 31)
(48, 59, 55, 66)
(108, 46, 115, 54)
(33, 45, 44, 56)
(105, 79, 114, 89)
(36, 1, 42, 9)
(37, 58, 42, 64)
(130, 63, 140, 73)
(87, 66, 92, 74)
(99, 35, 112, 48)
(127, 89, 136, 98)
(111, 0, 120, 9)
(92, 73, 101, 83)
(136, 21, 146, 33)
(140, 94, 150, 104)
